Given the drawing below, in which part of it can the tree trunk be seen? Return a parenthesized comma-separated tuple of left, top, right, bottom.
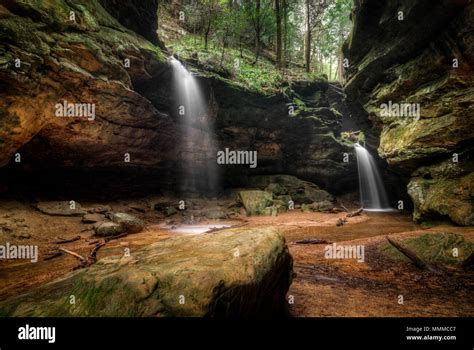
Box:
(305, 0, 311, 72)
(254, 0, 261, 64)
(275, 0, 282, 68)
(221, 36, 226, 64)
(337, 29, 345, 83)
(239, 35, 243, 58)
(204, 23, 210, 51)
(337, 50, 344, 83)
(329, 58, 333, 80)
(283, 0, 288, 68)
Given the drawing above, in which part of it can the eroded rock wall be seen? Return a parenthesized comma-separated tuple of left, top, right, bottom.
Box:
(344, 0, 474, 225)
(0, 0, 357, 197)
(210, 78, 358, 193)
(97, 0, 161, 45)
(0, 0, 175, 171)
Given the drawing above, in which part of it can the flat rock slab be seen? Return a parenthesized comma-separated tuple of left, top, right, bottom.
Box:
(82, 213, 105, 224)
(35, 201, 86, 216)
(0, 227, 293, 317)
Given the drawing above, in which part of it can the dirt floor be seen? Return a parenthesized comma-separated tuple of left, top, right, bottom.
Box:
(0, 198, 473, 317)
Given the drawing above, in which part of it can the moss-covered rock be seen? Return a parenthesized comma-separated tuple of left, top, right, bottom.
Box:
(0, 227, 293, 317)
(408, 172, 474, 226)
(247, 175, 334, 205)
(238, 190, 273, 216)
(380, 232, 474, 267)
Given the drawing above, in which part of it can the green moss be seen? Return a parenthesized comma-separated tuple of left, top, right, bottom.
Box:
(379, 232, 474, 267)
(292, 97, 308, 112)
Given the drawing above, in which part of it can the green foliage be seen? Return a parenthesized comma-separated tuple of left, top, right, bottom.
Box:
(170, 34, 283, 94)
(165, 0, 354, 86)
(292, 98, 307, 114)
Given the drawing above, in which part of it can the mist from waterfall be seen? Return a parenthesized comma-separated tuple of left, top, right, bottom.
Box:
(169, 56, 219, 195)
(354, 143, 393, 211)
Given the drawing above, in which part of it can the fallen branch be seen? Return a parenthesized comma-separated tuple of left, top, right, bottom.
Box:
(54, 235, 81, 244)
(58, 247, 86, 262)
(346, 208, 363, 218)
(340, 204, 349, 213)
(294, 239, 331, 245)
(88, 241, 106, 264)
(61, 242, 107, 269)
(386, 236, 446, 275)
(45, 236, 110, 269)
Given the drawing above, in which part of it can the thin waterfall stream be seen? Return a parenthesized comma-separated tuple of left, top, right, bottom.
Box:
(354, 143, 393, 211)
(169, 56, 219, 195)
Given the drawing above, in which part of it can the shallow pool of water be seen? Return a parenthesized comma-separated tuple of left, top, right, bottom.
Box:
(161, 224, 232, 235)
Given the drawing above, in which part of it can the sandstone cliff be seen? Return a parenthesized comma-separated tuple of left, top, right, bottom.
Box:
(344, 0, 474, 225)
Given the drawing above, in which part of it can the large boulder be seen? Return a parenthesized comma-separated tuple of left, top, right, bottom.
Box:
(238, 191, 273, 216)
(408, 163, 474, 226)
(344, 0, 474, 225)
(247, 175, 334, 205)
(109, 212, 145, 233)
(0, 227, 293, 317)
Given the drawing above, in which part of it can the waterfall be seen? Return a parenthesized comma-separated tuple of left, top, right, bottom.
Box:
(354, 143, 393, 211)
(169, 57, 219, 195)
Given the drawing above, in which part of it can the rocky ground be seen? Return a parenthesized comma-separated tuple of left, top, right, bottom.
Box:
(1, 189, 472, 316)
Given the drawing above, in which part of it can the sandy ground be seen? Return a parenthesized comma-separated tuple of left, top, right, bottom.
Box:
(287, 228, 474, 317)
(0, 199, 473, 317)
